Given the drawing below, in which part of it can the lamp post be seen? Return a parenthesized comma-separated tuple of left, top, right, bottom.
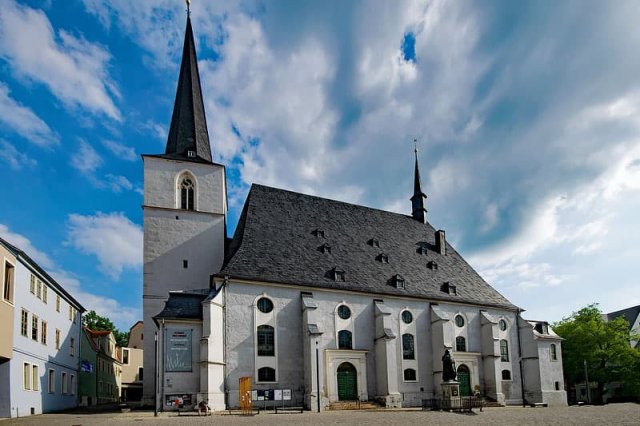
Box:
(316, 340, 321, 413)
(583, 359, 591, 404)
(154, 332, 158, 417)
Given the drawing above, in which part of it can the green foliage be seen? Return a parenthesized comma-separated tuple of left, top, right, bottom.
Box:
(553, 304, 640, 401)
(82, 310, 129, 347)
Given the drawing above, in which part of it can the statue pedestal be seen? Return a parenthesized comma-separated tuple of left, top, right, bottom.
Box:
(441, 381, 461, 411)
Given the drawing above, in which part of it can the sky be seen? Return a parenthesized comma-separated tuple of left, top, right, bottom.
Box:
(1, 0, 640, 330)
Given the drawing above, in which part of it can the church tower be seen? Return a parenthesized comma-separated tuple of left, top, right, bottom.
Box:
(411, 142, 427, 223)
(141, 13, 227, 406)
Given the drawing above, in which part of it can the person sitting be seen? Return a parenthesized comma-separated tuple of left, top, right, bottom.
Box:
(198, 400, 211, 416)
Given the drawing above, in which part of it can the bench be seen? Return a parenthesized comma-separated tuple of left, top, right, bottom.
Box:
(530, 402, 548, 408)
(275, 406, 304, 414)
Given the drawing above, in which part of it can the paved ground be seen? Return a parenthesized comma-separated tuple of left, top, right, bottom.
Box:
(1, 403, 639, 426)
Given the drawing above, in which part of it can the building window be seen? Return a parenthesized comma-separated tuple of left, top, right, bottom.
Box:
(32, 315, 38, 340)
(68, 305, 73, 321)
(55, 329, 61, 350)
(312, 229, 325, 238)
(401, 310, 413, 324)
(32, 365, 39, 391)
(257, 325, 275, 356)
(56, 295, 60, 312)
(368, 238, 380, 248)
(332, 268, 346, 282)
(376, 253, 389, 263)
(502, 370, 511, 380)
(37, 280, 42, 299)
(70, 374, 76, 395)
(48, 369, 55, 393)
(21, 309, 28, 336)
(499, 319, 507, 331)
(404, 368, 417, 381)
(337, 305, 351, 320)
(258, 367, 276, 382)
(551, 344, 557, 361)
(338, 330, 352, 350)
(402, 333, 415, 360)
(43, 285, 48, 303)
(70, 337, 75, 357)
(23, 363, 31, 390)
(30, 275, 36, 294)
(555, 381, 560, 390)
(257, 297, 273, 313)
(500, 339, 509, 362)
(3, 261, 14, 302)
(41, 320, 47, 345)
(455, 315, 465, 327)
(138, 367, 144, 381)
(62, 372, 68, 394)
(180, 176, 195, 210)
(319, 243, 332, 254)
(456, 336, 466, 352)
(123, 348, 130, 365)
(391, 274, 406, 289)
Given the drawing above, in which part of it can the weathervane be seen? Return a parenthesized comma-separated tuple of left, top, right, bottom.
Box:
(413, 138, 419, 154)
(186, 0, 191, 16)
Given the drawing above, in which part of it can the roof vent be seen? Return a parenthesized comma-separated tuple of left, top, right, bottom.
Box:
(318, 243, 331, 254)
(312, 229, 325, 238)
(368, 238, 380, 248)
(376, 253, 389, 263)
(187, 150, 196, 158)
(331, 267, 345, 282)
(441, 281, 456, 295)
(427, 261, 438, 270)
(416, 245, 428, 255)
(390, 274, 406, 289)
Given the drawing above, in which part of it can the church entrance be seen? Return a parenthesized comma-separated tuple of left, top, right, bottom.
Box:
(457, 364, 471, 396)
(337, 362, 358, 400)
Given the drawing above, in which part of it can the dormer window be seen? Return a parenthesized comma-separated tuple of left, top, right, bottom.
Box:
(441, 281, 456, 295)
(376, 253, 389, 263)
(390, 274, 405, 289)
(427, 261, 438, 270)
(416, 246, 428, 255)
(187, 150, 196, 158)
(332, 267, 345, 282)
(179, 174, 195, 210)
(312, 229, 325, 238)
(368, 238, 380, 248)
(318, 243, 331, 254)
(534, 322, 549, 334)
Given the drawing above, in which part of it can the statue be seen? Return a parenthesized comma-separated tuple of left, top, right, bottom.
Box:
(442, 349, 457, 381)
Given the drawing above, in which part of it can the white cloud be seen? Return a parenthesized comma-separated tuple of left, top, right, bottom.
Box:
(105, 174, 133, 192)
(0, 139, 37, 170)
(66, 212, 143, 280)
(102, 139, 137, 161)
(70, 139, 103, 175)
(0, 83, 58, 146)
(0, 0, 121, 120)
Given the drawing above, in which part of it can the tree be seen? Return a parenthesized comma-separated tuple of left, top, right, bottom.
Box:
(82, 310, 129, 347)
(554, 304, 640, 403)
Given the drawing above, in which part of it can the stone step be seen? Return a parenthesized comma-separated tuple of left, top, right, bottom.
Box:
(328, 401, 381, 410)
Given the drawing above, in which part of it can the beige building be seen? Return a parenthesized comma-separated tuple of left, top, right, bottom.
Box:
(128, 321, 143, 349)
(121, 321, 144, 402)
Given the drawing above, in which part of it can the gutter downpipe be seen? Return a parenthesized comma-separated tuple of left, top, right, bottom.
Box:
(222, 276, 229, 409)
(516, 309, 526, 407)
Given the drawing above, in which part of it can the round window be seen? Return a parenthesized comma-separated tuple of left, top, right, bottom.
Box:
(337, 305, 351, 320)
(402, 310, 413, 324)
(257, 297, 273, 313)
(499, 319, 507, 331)
(455, 315, 465, 327)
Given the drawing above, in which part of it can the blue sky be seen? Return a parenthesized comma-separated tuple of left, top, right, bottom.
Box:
(1, 0, 640, 330)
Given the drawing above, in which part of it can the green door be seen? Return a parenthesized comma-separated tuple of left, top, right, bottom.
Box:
(457, 365, 471, 396)
(337, 362, 358, 400)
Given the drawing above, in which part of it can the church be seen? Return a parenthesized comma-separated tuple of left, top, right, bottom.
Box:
(141, 14, 567, 412)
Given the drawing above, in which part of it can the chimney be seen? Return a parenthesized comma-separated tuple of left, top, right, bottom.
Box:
(435, 230, 446, 255)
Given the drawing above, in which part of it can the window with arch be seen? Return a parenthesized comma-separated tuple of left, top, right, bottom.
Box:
(550, 343, 557, 361)
(257, 325, 275, 356)
(338, 330, 352, 350)
(179, 175, 195, 210)
(404, 368, 417, 381)
(500, 339, 509, 362)
(258, 367, 275, 382)
(502, 369, 511, 380)
(402, 333, 415, 360)
(456, 336, 466, 352)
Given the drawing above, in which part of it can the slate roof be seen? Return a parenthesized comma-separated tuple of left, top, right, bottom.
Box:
(164, 16, 212, 163)
(219, 184, 518, 310)
(0, 237, 85, 312)
(153, 290, 209, 321)
(606, 305, 640, 330)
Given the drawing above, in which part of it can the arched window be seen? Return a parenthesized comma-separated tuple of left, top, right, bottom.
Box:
(338, 330, 352, 350)
(257, 325, 275, 356)
(258, 367, 275, 382)
(550, 344, 557, 361)
(456, 336, 466, 352)
(502, 369, 511, 380)
(402, 333, 415, 360)
(404, 368, 417, 381)
(500, 339, 509, 362)
(179, 175, 195, 210)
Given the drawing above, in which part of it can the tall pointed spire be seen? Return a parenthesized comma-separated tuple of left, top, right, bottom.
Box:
(411, 139, 427, 223)
(165, 9, 212, 162)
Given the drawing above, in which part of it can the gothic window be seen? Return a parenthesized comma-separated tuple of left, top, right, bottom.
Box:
(179, 175, 195, 210)
(258, 367, 276, 382)
(500, 339, 509, 362)
(404, 368, 417, 381)
(456, 336, 466, 352)
(550, 344, 557, 361)
(502, 370, 511, 380)
(257, 325, 275, 356)
(338, 330, 352, 350)
(402, 333, 415, 360)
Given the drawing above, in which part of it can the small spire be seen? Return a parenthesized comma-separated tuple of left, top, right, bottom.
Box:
(186, 0, 191, 16)
(411, 139, 427, 223)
